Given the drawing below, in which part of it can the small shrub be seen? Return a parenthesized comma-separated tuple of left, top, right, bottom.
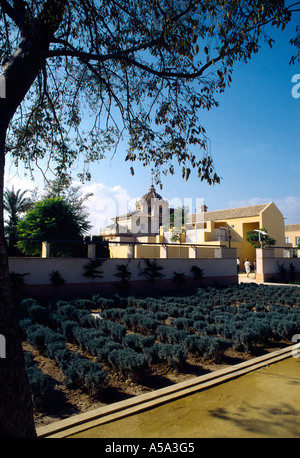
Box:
(172, 272, 186, 285)
(61, 353, 107, 397)
(24, 351, 47, 408)
(114, 263, 131, 285)
(156, 343, 187, 369)
(108, 348, 148, 381)
(100, 308, 126, 322)
(171, 317, 193, 330)
(155, 325, 188, 345)
(71, 298, 94, 309)
(92, 295, 115, 309)
(26, 365, 47, 409)
(191, 265, 204, 281)
(83, 259, 104, 278)
(27, 304, 51, 326)
(50, 270, 65, 286)
(138, 259, 164, 281)
(122, 334, 155, 353)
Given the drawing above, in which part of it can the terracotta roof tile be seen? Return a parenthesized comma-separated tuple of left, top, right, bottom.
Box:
(189, 203, 270, 223)
(285, 224, 300, 231)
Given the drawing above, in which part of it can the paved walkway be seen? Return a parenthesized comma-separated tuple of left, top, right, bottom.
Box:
(39, 352, 299, 439)
(238, 274, 300, 286)
(238, 273, 257, 283)
(69, 357, 299, 438)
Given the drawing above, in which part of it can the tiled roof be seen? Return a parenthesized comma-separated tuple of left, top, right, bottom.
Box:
(189, 203, 271, 222)
(285, 224, 300, 231)
(113, 210, 147, 221)
(139, 184, 163, 202)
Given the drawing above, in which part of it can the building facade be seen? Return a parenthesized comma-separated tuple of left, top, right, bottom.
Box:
(100, 186, 290, 263)
(285, 224, 300, 247)
(185, 202, 289, 264)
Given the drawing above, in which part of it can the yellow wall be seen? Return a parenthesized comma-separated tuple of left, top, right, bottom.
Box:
(203, 221, 215, 242)
(109, 245, 133, 258)
(285, 225, 300, 246)
(241, 220, 259, 263)
(200, 204, 287, 264)
(135, 245, 160, 258)
(211, 217, 259, 264)
(167, 246, 189, 258)
(196, 247, 216, 258)
(260, 202, 286, 246)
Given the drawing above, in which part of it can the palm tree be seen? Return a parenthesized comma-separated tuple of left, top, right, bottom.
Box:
(4, 186, 32, 250)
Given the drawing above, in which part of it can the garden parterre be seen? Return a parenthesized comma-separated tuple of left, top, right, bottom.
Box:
(19, 283, 300, 409)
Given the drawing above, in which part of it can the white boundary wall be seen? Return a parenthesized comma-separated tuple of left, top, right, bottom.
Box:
(9, 255, 237, 286)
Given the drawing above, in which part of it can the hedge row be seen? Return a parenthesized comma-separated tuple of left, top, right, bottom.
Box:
(20, 319, 107, 398)
(110, 284, 300, 351)
(20, 283, 300, 384)
(21, 300, 189, 374)
(24, 351, 47, 409)
(58, 317, 187, 373)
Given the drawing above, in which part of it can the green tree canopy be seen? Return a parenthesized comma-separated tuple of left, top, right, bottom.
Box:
(16, 196, 91, 256)
(246, 227, 276, 248)
(4, 185, 32, 240)
(32, 177, 93, 225)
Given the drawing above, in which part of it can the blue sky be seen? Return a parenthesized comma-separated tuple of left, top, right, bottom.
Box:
(4, 11, 300, 233)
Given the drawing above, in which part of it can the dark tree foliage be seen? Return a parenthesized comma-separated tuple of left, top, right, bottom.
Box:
(2, 1, 295, 186)
(16, 196, 91, 256)
(246, 227, 276, 248)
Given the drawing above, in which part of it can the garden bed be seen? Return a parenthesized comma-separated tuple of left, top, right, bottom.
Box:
(18, 283, 300, 428)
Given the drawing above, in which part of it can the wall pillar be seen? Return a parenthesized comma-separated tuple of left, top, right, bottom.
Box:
(42, 242, 51, 258)
(87, 243, 96, 259)
(214, 247, 236, 259)
(256, 248, 274, 283)
(160, 245, 168, 259)
(188, 246, 197, 259)
(128, 244, 135, 258)
(283, 249, 292, 258)
(214, 248, 222, 258)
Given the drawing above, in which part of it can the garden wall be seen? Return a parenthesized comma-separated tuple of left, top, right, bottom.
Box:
(256, 248, 300, 283)
(8, 255, 237, 301)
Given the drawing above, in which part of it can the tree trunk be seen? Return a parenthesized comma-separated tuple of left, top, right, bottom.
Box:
(0, 123, 36, 437)
(0, 37, 48, 439)
(0, 2, 68, 436)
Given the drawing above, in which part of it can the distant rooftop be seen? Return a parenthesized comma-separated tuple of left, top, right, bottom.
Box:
(285, 224, 300, 231)
(189, 203, 271, 223)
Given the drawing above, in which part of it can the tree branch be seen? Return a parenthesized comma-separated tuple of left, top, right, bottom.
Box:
(48, 36, 160, 61)
(0, 0, 26, 33)
(121, 55, 224, 79)
(46, 42, 223, 80)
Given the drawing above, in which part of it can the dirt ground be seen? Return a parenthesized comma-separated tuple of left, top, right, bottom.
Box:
(23, 340, 284, 430)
